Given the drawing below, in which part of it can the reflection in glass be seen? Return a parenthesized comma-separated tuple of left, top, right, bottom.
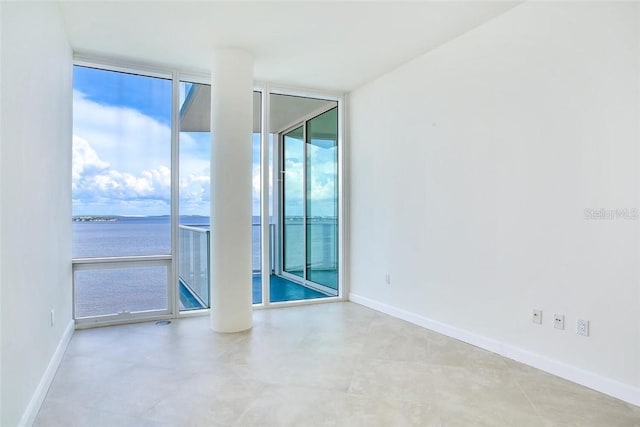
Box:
(282, 126, 305, 278)
(306, 107, 338, 289)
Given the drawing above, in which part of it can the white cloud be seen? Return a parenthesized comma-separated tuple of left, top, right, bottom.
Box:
(73, 138, 171, 204)
(72, 135, 109, 191)
(72, 90, 336, 217)
(179, 170, 210, 214)
(73, 90, 173, 174)
(73, 91, 178, 215)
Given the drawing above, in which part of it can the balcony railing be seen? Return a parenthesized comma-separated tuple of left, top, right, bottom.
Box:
(178, 223, 273, 310)
(178, 220, 336, 309)
(178, 225, 210, 309)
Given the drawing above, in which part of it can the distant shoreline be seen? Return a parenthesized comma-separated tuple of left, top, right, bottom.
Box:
(72, 216, 118, 222)
(72, 215, 336, 223)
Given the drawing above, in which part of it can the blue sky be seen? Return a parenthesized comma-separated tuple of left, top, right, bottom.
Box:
(73, 67, 172, 125)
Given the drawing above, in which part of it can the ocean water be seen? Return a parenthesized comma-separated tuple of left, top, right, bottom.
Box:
(72, 216, 337, 317)
(73, 216, 337, 270)
(72, 216, 173, 258)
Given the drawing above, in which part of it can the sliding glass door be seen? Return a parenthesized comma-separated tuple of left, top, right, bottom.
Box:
(277, 104, 338, 298)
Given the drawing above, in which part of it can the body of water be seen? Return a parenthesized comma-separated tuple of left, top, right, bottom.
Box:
(73, 215, 337, 271)
(73, 216, 337, 317)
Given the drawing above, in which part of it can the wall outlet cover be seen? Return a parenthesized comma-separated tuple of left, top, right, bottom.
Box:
(554, 314, 564, 330)
(532, 309, 542, 324)
(577, 318, 589, 336)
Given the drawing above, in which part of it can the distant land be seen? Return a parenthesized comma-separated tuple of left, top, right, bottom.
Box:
(72, 215, 335, 223)
(72, 216, 119, 222)
(72, 215, 209, 223)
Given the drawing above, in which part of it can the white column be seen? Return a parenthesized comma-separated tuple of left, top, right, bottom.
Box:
(210, 49, 253, 333)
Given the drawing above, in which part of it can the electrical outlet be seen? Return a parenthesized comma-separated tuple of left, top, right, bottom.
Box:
(384, 273, 391, 285)
(554, 314, 564, 330)
(577, 318, 589, 336)
(532, 309, 542, 324)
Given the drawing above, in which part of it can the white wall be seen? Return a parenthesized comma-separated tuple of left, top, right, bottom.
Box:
(0, 2, 73, 426)
(349, 1, 640, 403)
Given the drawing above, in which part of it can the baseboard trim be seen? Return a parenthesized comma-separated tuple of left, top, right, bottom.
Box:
(19, 320, 74, 427)
(349, 292, 640, 407)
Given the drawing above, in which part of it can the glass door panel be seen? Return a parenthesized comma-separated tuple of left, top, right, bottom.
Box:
(282, 126, 305, 279)
(306, 107, 338, 290)
(178, 80, 211, 311)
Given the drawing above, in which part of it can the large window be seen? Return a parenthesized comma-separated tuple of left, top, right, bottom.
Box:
(72, 61, 343, 324)
(73, 66, 172, 257)
(72, 66, 172, 321)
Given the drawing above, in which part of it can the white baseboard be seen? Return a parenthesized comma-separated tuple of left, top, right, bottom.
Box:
(349, 292, 640, 407)
(19, 320, 74, 427)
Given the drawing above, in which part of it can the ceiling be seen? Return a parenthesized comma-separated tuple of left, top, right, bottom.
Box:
(59, 1, 520, 93)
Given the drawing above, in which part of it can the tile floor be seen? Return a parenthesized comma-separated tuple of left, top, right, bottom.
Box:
(35, 302, 640, 426)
